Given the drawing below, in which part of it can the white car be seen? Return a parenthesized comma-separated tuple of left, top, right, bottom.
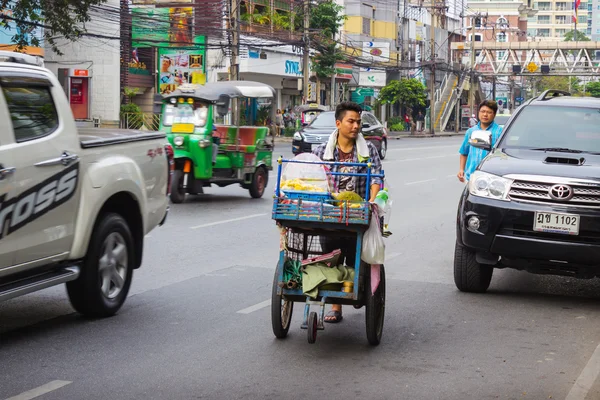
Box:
(0, 52, 172, 317)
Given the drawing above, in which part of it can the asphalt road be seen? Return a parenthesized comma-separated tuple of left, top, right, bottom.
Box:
(2, 137, 600, 400)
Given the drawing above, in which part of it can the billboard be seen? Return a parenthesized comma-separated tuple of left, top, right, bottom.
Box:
(0, 8, 44, 56)
(158, 47, 206, 94)
(362, 42, 390, 63)
(132, 7, 200, 47)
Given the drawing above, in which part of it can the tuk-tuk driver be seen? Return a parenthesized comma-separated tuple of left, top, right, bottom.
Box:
(312, 101, 383, 323)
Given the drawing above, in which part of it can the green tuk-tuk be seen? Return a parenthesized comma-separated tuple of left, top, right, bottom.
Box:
(158, 81, 275, 203)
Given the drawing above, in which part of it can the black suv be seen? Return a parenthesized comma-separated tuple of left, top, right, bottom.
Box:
(292, 111, 388, 159)
(455, 90, 600, 292)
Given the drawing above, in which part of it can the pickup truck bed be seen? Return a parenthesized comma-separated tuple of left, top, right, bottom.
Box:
(79, 128, 166, 148)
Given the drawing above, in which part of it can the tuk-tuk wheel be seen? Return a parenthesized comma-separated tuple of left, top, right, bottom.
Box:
(170, 170, 186, 204)
(365, 264, 386, 346)
(307, 311, 318, 344)
(249, 167, 268, 199)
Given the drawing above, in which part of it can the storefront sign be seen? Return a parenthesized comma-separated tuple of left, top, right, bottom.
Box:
(284, 60, 302, 75)
(358, 68, 386, 87)
(131, 0, 192, 4)
(69, 69, 91, 77)
(335, 63, 353, 80)
(361, 42, 390, 63)
(158, 48, 206, 95)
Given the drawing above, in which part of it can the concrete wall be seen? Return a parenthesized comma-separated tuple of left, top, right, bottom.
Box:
(43, 0, 121, 123)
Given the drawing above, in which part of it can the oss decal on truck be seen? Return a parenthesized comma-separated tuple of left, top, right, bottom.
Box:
(0, 163, 79, 239)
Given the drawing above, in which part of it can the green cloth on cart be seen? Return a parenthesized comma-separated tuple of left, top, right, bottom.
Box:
(302, 263, 355, 298)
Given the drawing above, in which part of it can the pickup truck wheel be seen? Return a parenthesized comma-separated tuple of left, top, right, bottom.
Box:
(453, 241, 493, 293)
(66, 213, 134, 317)
(170, 170, 186, 203)
(249, 167, 268, 198)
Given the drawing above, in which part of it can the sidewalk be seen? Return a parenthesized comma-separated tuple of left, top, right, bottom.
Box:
(273, 130, 466, 143)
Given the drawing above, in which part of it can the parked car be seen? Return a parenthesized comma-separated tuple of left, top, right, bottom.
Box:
(494, 114, 511, 128)
(292, 111, 388, 159)
(0, 52, 172, 317)
(455, 89, 600, 293)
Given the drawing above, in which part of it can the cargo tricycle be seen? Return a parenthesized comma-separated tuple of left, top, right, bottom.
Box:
(158, 81, 275, 203)
(271, 156, 387, 345)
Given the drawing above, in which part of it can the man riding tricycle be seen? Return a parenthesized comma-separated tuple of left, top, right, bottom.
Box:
(157, 81, 275, 203)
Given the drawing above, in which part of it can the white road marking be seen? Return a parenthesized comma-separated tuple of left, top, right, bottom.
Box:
(237, 299, 271, 314)
(386, 144, 459, 152)
(405, 178, 437, 186)
(386, 252, 402, 261)
(5, 380, 72, 400)
(565, 343, 600, 400)
(190, 214, 267, 230)
(386, 154, 455, 164)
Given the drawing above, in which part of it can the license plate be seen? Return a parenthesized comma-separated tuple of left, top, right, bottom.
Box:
(172, 123, 194, 133)
(533, 212, 580, 235)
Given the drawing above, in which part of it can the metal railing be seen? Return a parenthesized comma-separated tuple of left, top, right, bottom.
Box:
(120, 113, 161, 131)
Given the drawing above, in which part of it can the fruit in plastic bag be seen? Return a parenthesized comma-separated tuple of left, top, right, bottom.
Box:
(280, 153, 332, 193)
(332, 191, 363, 208)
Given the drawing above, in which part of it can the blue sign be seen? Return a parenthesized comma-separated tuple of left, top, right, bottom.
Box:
(285, 60, 302, 75)
(516, 97, 524, 101)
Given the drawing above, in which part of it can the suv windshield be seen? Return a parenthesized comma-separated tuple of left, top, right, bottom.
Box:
(500, 105, 600, 152)
(308, 112, 335, 128)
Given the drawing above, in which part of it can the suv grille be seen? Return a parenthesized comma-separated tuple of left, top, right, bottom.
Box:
(509, 180, 600, 208)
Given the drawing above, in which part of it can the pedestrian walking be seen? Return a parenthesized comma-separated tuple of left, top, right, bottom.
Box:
(457, 100, 503, 183)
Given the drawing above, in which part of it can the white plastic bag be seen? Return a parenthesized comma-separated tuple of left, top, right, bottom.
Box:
(361, 208, 385, 264)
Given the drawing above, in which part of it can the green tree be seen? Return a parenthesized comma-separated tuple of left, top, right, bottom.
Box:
(586, 82, 600, 98)
(563, 29, 590, 42)
(1, 0, 108, 55)
(536, 76, 584, 95)
(377, 79, 427, 109)
(309, 1, 346, 79)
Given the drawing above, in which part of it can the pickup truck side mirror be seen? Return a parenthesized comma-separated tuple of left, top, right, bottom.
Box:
(469, 130, 492, 151)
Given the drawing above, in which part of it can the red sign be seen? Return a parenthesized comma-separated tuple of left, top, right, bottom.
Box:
(73, 69, 89, 77)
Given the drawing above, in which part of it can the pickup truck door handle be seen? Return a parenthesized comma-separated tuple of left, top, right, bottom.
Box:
(35, 151, 79, 167)
(0, 165, 15, 180)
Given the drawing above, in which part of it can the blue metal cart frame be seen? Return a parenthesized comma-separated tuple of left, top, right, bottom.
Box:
(271, 156, 386, 345)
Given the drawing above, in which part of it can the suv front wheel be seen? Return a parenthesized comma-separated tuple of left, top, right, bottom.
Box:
(453, 241, 493, 293)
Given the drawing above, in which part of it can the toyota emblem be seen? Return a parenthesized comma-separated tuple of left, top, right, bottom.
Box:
(549, 184, 573, 200)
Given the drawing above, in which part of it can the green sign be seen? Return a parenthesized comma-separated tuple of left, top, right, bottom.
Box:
(354, 87, 374, 97)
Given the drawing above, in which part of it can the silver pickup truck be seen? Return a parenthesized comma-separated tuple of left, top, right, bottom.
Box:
(0, 53, 172, 317)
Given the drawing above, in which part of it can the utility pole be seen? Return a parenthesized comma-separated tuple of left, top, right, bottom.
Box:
(468, 19, 477, 117)
(429, 7, 436, 135)
(302, 0, 310, 104)
(230, 0, 241, 125)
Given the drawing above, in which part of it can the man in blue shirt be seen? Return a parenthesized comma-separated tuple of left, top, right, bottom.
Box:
(457, 100, 503, 182)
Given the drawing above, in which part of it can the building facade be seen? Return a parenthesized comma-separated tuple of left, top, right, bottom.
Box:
(528, 0, 589, 39)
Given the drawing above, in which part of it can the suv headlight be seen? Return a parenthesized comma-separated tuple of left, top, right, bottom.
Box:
(293, 131, 304, 141)
(468, 171, 513, 201)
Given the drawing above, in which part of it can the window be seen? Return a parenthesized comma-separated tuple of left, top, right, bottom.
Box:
(362, 17, 371, 35)
(538, 15, 550, 24)
(497, 51, 506, 59)
(556, 15, 567, 24)
(1, 80, 59, 142)
(498, 32, 507, 42)
(500, 106, 600, 152)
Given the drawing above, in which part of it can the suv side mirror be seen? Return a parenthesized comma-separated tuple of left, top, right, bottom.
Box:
(469, 130, 492, 151)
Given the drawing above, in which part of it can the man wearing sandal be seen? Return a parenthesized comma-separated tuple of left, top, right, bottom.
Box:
(312, 101, 383, 323)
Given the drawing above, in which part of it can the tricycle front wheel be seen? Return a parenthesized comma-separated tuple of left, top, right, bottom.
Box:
(365, 264, 386, 346)
(271, 268, 294, 339)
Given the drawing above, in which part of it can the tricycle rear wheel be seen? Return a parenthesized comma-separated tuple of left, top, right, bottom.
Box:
(170, 170, 186, 204)
(365, 264, 386, 346)
(307, 311, 318, 344)
(271, 268, 294, 339)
